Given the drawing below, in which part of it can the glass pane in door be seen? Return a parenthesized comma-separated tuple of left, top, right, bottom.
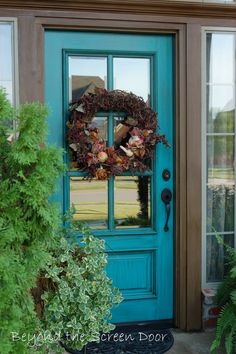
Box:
(113, 57, 150, 103)
(68, 56, 107, 101)
(114, 176, 151, 228)
(70, 177, 108, 229)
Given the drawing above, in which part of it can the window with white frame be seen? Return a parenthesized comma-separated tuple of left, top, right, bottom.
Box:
(202, 29, 236, 288)
(0, 19, 17, 105)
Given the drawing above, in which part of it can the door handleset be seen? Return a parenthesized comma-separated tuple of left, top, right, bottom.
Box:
(161, 188, 172, 232)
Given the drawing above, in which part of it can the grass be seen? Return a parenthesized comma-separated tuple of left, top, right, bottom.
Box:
(73, 202, 139, 222)
(70, 177, 138, 191)
(208, 168, 234, 180)
(70, 176, 150, 226)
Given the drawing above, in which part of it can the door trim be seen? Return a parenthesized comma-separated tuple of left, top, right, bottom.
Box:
(36, 15, 200, 330)
(2, 1, 236, 19)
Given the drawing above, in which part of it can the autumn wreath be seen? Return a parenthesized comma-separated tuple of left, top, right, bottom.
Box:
(67, 88, 168, 180)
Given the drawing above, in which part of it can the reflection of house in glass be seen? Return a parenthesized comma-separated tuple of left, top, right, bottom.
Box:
(213, 99, 234, 133)
(210, 100, 234, 170)
(71, 75, 105, 101)
(207, 97, 235, 282)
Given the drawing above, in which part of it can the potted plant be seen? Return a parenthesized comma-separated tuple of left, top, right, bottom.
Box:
(32, 219, 122, 353)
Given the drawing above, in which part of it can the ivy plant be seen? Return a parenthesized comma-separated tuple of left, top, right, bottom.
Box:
(36, 220, 122, 353)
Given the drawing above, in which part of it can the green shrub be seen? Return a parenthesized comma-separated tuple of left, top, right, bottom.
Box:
(0, 88, 122, 353)
(0, 88, 63, 353)
(211, 236, 236, 354)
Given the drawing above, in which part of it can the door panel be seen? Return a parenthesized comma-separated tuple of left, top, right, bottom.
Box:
(45, 30, 174, 323)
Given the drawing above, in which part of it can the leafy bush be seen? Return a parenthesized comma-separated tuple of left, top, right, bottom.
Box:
(35, 220, 122, 353)
(0, 88, 122, 353)
(0, 88, 63, 353)
(211, 237, 236, 354)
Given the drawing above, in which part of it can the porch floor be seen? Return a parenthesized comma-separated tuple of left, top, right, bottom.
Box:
(167, 328, 224, 354)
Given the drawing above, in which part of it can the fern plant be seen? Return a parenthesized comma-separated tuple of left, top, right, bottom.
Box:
(211, 236, 236, 354)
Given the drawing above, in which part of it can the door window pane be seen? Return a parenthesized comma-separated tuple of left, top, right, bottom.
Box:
(113, 58, 150, 103)
(207, 185, 235, 232)
(67, 54, 154, 231)
(114, 116, 130, 147)
(70, 177, 108, 229)
(89, 117, 108, 142)
(207, 234, 234, 283)
(68, 116, 108, 170)
(114, 176, 151, 228)
(69, 56, 107, 101)
(114, 116, 152, 169)
(207, 135, 234, 184)
(207, 85, 235, 133)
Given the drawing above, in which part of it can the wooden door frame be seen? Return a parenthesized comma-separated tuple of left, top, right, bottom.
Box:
(0, 4, 207, 329)
(34, 16, 194, 330)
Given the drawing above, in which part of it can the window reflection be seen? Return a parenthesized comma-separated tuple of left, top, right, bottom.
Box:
(207, 234, 234, 283)
(207, 185, 234, 232)
(0, 22, 13, 103)
(114, 176, 151, 228)
(70, 177, 108, 229)
(206, 33, 235, 84)
(207, 136, 234, 184)
(69, 56, 107, 101)
(207, 85, 235, 133)
(113, 57, 150, 103)
(204, 32, 236, 285)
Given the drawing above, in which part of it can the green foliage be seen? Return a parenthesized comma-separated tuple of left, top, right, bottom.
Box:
(0, 88, 122, 353)
(39, 220, 122, 353)
(211, 236, 236, 354)
(0, 89, 64, 353)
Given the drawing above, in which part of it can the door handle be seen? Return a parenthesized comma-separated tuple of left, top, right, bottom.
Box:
(161, 188, 172, 232)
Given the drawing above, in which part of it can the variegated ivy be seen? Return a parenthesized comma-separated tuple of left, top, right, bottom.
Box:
(38, 220, 122, 353)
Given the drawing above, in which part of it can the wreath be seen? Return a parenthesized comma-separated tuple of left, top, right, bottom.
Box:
(67, 88, 168, 180)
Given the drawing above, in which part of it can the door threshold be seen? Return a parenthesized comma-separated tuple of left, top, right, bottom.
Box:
(114, 319, 174, 331)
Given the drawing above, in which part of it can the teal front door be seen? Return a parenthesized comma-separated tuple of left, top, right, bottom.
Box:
(45, 30, 174, 323)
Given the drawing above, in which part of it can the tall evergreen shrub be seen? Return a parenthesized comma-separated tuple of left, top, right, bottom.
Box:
(0, 89, 63, 353)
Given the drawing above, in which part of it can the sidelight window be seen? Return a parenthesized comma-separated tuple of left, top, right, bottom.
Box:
(202, 30, 236, 287)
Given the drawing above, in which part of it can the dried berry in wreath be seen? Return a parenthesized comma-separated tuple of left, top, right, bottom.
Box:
(67, 89, 168, 180)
